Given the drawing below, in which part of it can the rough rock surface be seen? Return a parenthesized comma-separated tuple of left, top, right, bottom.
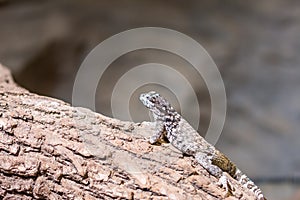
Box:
(0, 64, 259, 199)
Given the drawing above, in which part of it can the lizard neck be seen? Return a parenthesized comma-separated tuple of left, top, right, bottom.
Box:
(164, 110, 181, 138)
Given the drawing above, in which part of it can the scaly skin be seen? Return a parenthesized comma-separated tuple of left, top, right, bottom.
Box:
(140, 91, 266, 200)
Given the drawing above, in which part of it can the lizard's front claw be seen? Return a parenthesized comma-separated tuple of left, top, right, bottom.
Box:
(146, 136, 161, 145)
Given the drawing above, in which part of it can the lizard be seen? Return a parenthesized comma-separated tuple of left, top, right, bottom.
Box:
(139, 91, 266, 200)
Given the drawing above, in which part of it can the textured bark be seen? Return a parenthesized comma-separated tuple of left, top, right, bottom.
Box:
(0, 64, 256, 199)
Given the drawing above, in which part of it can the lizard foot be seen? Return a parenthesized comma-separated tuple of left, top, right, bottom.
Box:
(217, 173, 234, 197)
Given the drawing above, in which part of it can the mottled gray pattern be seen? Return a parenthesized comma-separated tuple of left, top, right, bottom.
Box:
(140, 91, 266, 200)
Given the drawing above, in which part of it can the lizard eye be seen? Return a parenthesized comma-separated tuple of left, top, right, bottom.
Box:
(150, 97, 156, 102)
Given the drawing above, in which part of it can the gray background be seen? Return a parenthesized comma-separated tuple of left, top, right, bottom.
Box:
(0, 1, 299, 199)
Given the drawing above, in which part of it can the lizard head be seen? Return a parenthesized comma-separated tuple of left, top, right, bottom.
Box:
(139, 91, 174, 117)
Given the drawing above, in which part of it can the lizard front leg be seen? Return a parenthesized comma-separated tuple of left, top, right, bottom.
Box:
(149, 121, 165, 144)
(195, 152, 233, 197)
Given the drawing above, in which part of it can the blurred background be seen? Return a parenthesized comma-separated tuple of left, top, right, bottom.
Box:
(0, 0, 300, 199)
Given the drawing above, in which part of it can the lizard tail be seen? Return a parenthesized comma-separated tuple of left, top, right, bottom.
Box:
(234, 168, 266, 200)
